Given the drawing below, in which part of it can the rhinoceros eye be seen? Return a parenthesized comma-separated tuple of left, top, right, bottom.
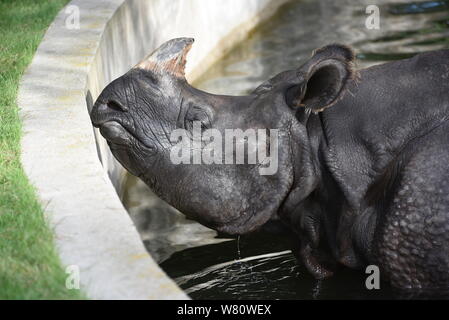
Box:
(143, 72, 159, 86)
(184, 103, 212, 134)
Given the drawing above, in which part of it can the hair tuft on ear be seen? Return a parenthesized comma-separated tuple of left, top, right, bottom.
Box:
(313, 44, 355, 63)
(311, 44, 358, 83)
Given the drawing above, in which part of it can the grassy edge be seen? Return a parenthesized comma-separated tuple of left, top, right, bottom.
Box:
(0, 0, 86, 299)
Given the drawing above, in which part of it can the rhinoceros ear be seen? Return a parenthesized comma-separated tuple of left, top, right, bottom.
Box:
(134, 37, 194, 78)
(289, 44, 356, 113)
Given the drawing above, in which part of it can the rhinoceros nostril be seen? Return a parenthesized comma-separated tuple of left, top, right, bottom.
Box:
(107, 100, 128, 112)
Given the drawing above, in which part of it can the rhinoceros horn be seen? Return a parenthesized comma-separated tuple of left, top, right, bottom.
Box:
(134, 37, 194, 78)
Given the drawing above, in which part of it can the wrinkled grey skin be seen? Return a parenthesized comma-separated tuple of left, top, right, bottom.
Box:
(91, 38, 449, 295)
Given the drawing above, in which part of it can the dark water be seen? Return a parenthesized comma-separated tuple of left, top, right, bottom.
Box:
(123, 0, 449, 299)
(160, 230, 396, 299)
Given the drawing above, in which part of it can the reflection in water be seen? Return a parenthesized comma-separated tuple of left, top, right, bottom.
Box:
(123, 0, 449, 299)
(389, 0, 449, 14)
(160, 231, 395, 299)
(175, 252, 302, 299)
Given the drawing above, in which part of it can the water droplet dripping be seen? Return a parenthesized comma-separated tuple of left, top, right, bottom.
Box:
(237, 235, 241, 260)
(312, 280, 322, 300)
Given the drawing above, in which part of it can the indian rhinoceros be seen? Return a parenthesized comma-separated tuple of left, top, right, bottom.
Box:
(90, 38, 449, 295)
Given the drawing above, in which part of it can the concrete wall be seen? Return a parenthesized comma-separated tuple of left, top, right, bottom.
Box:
(19, 0, 288, 299)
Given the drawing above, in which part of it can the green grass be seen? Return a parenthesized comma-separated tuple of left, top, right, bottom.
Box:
(0, 0, 85, 299)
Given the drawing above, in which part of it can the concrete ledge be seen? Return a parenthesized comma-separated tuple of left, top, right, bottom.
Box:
(19, 0, 287, 299)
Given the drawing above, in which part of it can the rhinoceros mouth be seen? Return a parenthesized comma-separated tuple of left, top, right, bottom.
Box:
(97, 120, 155, 150)
(99, 121, 132, 146)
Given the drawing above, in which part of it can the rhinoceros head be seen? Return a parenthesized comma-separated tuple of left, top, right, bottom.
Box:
(90, 38, 355, 235)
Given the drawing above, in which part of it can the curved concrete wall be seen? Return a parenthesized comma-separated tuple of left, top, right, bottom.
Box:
(19, 0, 288, 299)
